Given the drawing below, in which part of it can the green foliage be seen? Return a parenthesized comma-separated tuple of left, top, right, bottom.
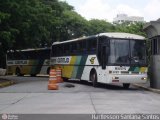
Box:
(0, 0, 146, 68)
(114, 22, 146, 36)
(88, 19, 115, 35)
(60, 10, 88, 41)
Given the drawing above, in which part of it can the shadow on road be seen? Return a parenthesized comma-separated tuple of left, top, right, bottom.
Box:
(64, 80, 138, 91)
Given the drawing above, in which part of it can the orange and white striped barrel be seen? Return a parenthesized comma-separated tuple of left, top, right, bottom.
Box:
(48, 69, 59, 90)
(56, 68, 63, 83)
(48, 83, 58, 90)
(49, 69, 58, 84)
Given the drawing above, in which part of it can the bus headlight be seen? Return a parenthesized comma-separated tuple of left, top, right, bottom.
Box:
(141, 77, 147, 80)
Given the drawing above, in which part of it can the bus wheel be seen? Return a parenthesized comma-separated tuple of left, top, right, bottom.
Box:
(123, 83, 130, 89)
(63, 77, 68, 81)
(30, 74, 36, 77)
(15, 68, 21, 76)
(90, 70, 97, 87)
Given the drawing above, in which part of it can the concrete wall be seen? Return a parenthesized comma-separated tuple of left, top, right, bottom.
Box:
(144, 19, 160, 89)
(150, 56, 160, 88)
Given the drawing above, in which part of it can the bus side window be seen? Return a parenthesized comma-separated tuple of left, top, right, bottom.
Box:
(52, 46, 56, 57)
(70, 44, 73, 54)
(77, 41, 85, 54)
(55, 46, 59, 57)
(23, 51, 29, 60)
(64, 43, 70, 56)
(55, 44, 63, 56)
(7, 52, 11, 60)
(81, 40, 87, 54)
(72, 42, 77, 55)
(83, 41, 87, 52)
(87, 38, 97, 53)
(41, 49, 49, 59)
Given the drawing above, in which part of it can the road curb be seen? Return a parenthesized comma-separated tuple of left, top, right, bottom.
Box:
(133, 84, 160, 94)
(0, 80, 15, 88)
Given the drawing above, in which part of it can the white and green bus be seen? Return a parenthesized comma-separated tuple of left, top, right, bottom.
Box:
(6, 48, 50, 76)
(51, 32, 148, 88)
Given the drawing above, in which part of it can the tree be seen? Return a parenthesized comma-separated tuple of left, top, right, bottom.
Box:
(0, 0, 73, 67)
(87, 19, 115, 35)
(0, 0, 147, 68)
(59, 10, 88, 41)
(114, 22, 146, 36)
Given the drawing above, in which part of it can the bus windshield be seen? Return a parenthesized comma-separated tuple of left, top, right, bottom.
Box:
(108, 39, 147, 65)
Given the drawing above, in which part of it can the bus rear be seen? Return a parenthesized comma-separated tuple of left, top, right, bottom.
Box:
(6, 48, 50, 76)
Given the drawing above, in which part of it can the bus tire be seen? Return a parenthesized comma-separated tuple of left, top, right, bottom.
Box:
(15, 67, 22, 76)
(90, 69, 98, 87)
(63, 77, 68, 81)
(123, 83, 130, 89)
(30, 74, 36, 77)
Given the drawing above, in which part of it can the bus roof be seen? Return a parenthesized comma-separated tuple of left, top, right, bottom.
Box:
(99, 32, 145, 39)
(7, 47, 50, 53)
(52, 35, 96, 45)
(52, 32, 145, 45)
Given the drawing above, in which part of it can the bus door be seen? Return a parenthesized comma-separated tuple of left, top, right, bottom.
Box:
(98, 42, 109, 69)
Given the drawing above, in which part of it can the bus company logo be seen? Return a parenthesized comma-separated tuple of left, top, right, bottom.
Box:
(51, 58, 56, 64)
(57, 57, 70, 64)
(8, 60, 28, 65)
(2, 114, 8, 120)
(90, 57, 96, 64)
(15, 60, 28, 65)
(7, 61, 14, 65)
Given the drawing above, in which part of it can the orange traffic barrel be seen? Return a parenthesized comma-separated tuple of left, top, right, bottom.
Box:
(56, 68, 63, 83)
(48, 69, 59, 90)
(48, 83, 59, 90)
(49, 69, 58, 84)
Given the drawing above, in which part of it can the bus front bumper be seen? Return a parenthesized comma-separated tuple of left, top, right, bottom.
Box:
(109, 74, 147, 84)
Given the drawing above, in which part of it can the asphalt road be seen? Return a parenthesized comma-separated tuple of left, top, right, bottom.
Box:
(0, 76, 160, 118)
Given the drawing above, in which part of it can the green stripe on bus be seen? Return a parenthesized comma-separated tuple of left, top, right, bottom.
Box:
(128, 67, 136, 71)
(30, 60, 37, 74)
(72, 56, 82, 78)
(30, 59, 44, 74)
(76, 55, 88, 79)
(128, 67, 140, 72)
(134, 67, 140, 72)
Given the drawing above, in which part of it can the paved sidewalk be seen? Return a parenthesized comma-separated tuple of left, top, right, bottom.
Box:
(133, 80, 160, 94)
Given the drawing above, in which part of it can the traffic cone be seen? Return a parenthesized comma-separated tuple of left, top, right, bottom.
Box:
(56, 68, 63, 83)
(48, 69, 59, 90)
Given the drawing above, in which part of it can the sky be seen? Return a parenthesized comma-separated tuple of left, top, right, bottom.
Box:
(61, 0, 160, 22)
